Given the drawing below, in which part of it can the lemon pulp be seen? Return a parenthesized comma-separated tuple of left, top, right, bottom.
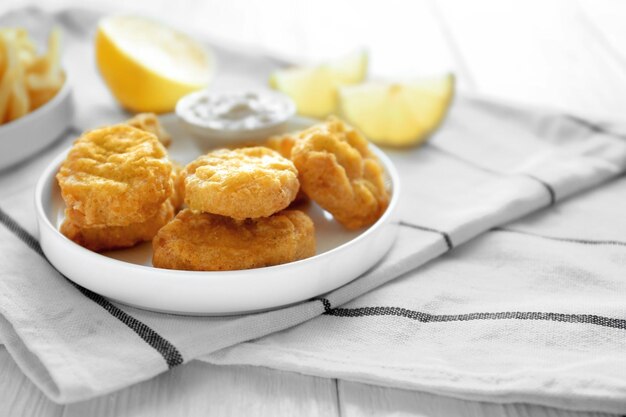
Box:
(96, 16, 214, 113)
(338, 74, 455, 147)
(269, 51, 367, 118)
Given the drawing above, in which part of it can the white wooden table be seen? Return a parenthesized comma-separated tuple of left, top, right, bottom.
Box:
(1, 1, 624, 415)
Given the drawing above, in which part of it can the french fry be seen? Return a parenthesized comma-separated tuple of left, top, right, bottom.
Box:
(0, 47, 4, 80)
(47, 28, 61, 77)
(0, 33, 19, 123)
(5, 34, 30, 122)
(7, 81, 29, 122)
(26, 28, 64, 110)
(28, 87, 58, 111)
(0, 68, 16, 123)
(0, 27, 64, 125)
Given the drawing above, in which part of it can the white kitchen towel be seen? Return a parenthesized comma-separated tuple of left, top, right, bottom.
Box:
(1, 7, 626, 414)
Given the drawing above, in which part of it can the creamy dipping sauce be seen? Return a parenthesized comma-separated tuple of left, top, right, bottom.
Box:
(180, 91, 295, 131)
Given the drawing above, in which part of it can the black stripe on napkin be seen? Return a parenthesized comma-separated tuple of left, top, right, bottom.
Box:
(426, 144, 499, 175)
(398, 221, 453, 250)
(318, 298, 626, 330)
(429, 144, 558, 207)
(0, 210, 45, 257)
(0, 208, 184, 369)
(493, 227, 626, 247)
(524, 174, 556, 206)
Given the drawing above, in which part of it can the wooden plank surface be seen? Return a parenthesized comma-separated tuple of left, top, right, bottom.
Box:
(436, 0, 626, 121)
(577, 0, 626, 72)
(63, 363, 339, 417)
(2, 346, 619, 417)
(339, 381, 618, 417)
(0, 346, 340, 417)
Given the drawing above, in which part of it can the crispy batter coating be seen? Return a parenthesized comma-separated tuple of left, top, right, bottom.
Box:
(60, 199, 175, 252)
(182, 147, 299, 219)
(126, 113, 172, 147)
(152, 209, 316, 271)
(56, 125, 173, 227)
(266, 133, 298, 159)
(291, 117, 389, 229)
(266, 133, 309, 205)
(170, 162, 185, 210)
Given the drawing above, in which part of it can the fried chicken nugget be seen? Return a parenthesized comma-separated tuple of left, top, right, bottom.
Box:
(182, 147, 299, 219)
(266, 133, 309, 205)
(291, 117, 389, 229)
(266, 133, 298, 159)
(56, 125, 173, 227)
(126, 112, 172, 147)
(60, 199, 176, 252)
(152, 209, 316, 271)
(169, 161, 185, 210)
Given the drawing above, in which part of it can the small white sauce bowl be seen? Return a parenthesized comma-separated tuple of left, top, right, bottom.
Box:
(0, 74, 74, 171)
(175, 89, 296, 149)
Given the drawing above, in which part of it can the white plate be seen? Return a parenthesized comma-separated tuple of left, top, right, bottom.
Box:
(0, 76, 74, 171)
(35, 115, 400, 315)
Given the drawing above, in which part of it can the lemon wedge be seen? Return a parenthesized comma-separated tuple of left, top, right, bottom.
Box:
(338, 74, 455, 147)
(269, 51, 367, 118)
(96, 16, 214, 113)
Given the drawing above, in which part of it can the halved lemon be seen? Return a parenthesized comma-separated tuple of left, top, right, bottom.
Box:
(269, 51, 367, 118)
(338, 74, 455, 147)
(96, 16, 214, 113)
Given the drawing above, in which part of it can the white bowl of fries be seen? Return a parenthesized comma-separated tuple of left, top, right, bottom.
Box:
(0, 28, 74, 171)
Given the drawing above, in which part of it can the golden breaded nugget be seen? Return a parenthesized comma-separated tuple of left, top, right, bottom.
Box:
(266, 132, 309, 205)
(169, 161, 185, 210)
(291, 117, 389, 229)
(266, 132, 298, 159)
(60, 199, 175, 252)
(182, 147, 299, 219)
(56, 125, 173, 227)
(126, 112, 172, 147)
(152, 209, 315, 271)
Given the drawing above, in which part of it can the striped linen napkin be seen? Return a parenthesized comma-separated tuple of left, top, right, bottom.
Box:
(1, 8, 626, 414)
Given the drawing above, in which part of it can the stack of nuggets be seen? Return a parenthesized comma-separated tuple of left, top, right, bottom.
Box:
(57, 115, 178, 251)
(152, 146, 317, 271)
(56, 114, 387, 271)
